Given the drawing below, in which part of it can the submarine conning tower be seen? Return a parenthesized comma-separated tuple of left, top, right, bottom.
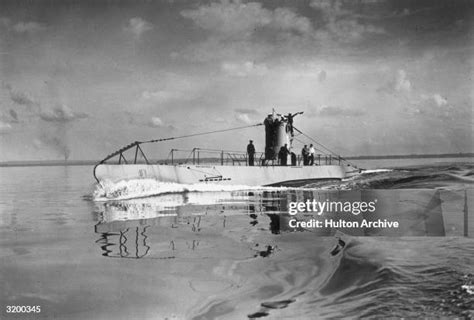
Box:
(263, 111, 293, 162)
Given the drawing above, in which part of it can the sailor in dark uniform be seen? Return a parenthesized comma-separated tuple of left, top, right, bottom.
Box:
(302, 145, 309, 165)
(247, 140, 256, 166)
(278, 144, 290, 166)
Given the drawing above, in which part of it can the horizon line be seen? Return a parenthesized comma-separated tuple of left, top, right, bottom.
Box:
(0, 152, 473, 167)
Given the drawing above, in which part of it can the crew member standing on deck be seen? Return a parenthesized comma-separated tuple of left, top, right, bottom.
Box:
(278, 144, 290, 166)
(247, 140, 256, 166)
(302, 145, 309, 165)
(309, 144, 315, 165)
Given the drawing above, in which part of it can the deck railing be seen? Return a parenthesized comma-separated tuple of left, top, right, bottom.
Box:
(166, 148, 341, 166)
(97, 142, 341, 166)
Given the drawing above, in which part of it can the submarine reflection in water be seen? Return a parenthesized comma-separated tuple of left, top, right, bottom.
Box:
(94, 189, 472, 259)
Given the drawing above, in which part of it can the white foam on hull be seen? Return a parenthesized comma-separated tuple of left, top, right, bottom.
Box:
(93, 179, 289, 201)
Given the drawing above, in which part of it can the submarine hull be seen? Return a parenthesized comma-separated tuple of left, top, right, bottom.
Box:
(94, 163, 352, 186)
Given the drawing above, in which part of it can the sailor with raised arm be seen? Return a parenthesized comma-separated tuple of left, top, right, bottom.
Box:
(283, 111, 303, 136)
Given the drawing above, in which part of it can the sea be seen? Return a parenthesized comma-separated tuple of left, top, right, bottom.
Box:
(0, 157, 473, 319)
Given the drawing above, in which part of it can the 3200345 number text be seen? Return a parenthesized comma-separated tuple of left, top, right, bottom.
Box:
(6, 305, 41, 313)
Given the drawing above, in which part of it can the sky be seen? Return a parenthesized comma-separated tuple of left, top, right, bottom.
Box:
(0, 0, 472, 161)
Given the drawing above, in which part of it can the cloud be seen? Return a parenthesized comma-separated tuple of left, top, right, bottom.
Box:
(309, 0, 385, 42)
(142, 90, 181, 102)
(141, 89, 192, 103)
(235, 113, 253, 124)
(315, 105, 365, 117)
(36, 104, 86, 160)
(39, 104, 88, 122)
(140, 75, 207, 105)
(405, 92, 455, 120)
(221, 61, 268, 77)
(326, 18, 385, 43)
(32, 138, 42, 149)
(0, 19, 45, 34)
(181, 0, 271, 38)
(235, 108, 259, 115)
(149, 116, 164, 127)
(142, 90, 175, 101)
(270, 7, 313, 35)
(378, 69, 411, 94)
(318, 70, 327, 82)
(181, 0, 314, 39)
(432, 93, 448, 107)
(126, 112, 176, 130)
(177, 37, 270, 62)
(234, 109, 260, 124)
(11, 21, 45, 34)
(420, 93, 448, 107)
(9, 109, 18, 122)
(0, 110, 19, 125)
(39, 133, 71, 160)
(394, 69, 411, 92)
(310, 0, 345, 17)
(358, 0, 388, 4)
(4, 83, 88, 126)
(0, 17, 11, 28)
(179, 0, 386, 63)
(0, 120, 12, 133)
(179, 1, 319, 62)
(10, 90, 36, 106)
(4, 83, 37, 107)
(124, 17, 153, 39)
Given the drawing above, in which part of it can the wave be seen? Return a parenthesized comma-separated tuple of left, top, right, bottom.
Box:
(303, 163, 474, 190)
(359, 169, 394, 174)
(311, 236, 474, 319)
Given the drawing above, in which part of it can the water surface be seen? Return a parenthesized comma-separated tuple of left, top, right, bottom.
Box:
(0, 162, 473, 319)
